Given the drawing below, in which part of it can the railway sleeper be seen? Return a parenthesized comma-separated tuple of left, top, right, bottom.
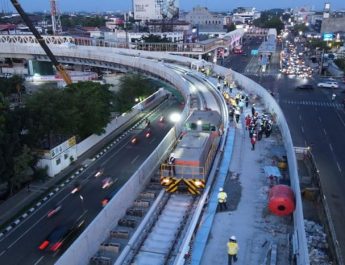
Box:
(147, 183, 162, 190)
(118, 218, 137, 228)
(90, 256, 112, 265)
(99, 242, 121, 253)
(110, 230, 129, 239)
(139, 191, 156, 199)
(133, 199, 150, 208)
(126, 208, 145, 217)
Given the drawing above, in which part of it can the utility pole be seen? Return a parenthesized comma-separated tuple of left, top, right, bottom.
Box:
(319, 48, 324, 75)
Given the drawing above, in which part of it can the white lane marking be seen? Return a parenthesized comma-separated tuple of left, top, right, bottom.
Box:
(329, 143, 333, 152)
(335, 111, 345, 128)
(318, 116, 322, 122)
(336, 161, 342, 173)
(33, 256, 44, 265)
(301, 126, 304, 133)
(131, 155, 140, 164)
(149, 138, 156, 144)
(323, 128, 327, 136)
(0, 250, 6, 256)
(7, 213, 46, 249)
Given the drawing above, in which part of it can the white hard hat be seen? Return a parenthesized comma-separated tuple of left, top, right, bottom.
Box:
(170, 153, 175, 157)
(230, 235, 236, 240)
(219, 187, 223, 192)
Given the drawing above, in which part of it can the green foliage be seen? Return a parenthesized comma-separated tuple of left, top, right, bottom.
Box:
(25, 81, 114, 141)
(253, 11, 284, 34)
(0, 106, 31, 195)
(334, 59, 345, 72)
(306, 39, 331, 51)
(114, 74, 157, 113)
(141, 34, 171, 43)
(63, 82, 114, 138)
(0, 75, 25, 97)
(293, 24, 308, 35)
(226, 23, 236, 32)
(61, 15, 106, 28)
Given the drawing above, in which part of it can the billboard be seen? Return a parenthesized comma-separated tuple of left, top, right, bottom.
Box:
(323, 33, 333, 41)
(133, 0, 179, 20)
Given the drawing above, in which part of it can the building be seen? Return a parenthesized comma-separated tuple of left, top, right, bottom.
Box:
(185, 6, 223, 27)
(232, 7, 260, 24)
(104, 30, 184, 43)
(321, 17, 345, 34)
(185, 6, 225, 35)
(133, 0, 179, 21)
(320, 3, 345, 34)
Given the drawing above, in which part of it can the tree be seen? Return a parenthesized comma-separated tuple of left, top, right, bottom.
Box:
(64, 82, 114, 138)
(226, 23, 236, 32)
(141, 34, 170, 43)
(114, 74, 157, 113)
(253, 11, 284, 34)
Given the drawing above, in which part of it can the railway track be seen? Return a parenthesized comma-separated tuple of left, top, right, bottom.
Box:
(121, 193, 198, 265)
(90, 67, 227, 265)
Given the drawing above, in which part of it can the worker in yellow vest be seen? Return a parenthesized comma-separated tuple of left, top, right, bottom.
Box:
(227, 235, 239, 265)
(217, 187, 228, 211)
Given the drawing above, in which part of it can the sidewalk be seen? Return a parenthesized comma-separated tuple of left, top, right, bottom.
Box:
(201, 102, 291, 264)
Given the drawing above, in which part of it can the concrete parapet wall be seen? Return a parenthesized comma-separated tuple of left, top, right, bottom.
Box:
(55, 129, 176, 265)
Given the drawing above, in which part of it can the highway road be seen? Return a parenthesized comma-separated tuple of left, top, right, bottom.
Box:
(236, 51, 345, 260)
(223, 35, 345, 260)
(0, 100, 180, 265)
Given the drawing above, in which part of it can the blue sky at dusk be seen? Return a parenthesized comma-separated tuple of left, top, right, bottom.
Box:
(4, 0, 345, 12)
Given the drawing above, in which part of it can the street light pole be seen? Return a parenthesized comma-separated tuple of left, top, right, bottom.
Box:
(319, 48, 324, 75)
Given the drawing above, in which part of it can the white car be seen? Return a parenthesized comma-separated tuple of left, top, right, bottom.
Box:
(317, 81, 339, 88)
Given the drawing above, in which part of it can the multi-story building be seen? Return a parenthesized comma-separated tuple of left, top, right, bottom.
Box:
(133, 0, 179, 21)
(232, 7, 260, 24)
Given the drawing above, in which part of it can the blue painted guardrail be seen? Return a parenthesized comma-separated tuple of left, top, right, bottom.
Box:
(191, 127, 236, 264)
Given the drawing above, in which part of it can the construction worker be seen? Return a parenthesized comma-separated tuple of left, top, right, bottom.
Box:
(217, 187, 228, 211)
(227, 236, 239, 265)
(168, 153, 176, 176)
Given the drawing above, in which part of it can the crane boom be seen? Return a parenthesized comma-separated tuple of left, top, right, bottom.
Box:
(10, 0, 72, 85)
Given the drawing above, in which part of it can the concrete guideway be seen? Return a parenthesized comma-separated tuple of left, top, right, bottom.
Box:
(0, 38, 310, 265)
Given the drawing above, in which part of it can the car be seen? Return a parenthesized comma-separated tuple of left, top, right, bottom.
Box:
(296, 84, 314, 90)
(101, 190, 117, 207)
(39, 218, 85, 252)
(47, 205, 62, 218)
(71, 182, 81, 194)
(102, 177, 114, 189)
(94, 168, 104, 178)
(317, 81, 339, 88)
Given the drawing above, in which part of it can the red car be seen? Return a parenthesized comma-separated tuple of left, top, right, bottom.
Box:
(38, 218, 85, 252)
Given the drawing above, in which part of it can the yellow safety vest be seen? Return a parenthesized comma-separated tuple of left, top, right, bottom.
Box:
(218, 191, 227, 203)
(227, 242, 239, 255)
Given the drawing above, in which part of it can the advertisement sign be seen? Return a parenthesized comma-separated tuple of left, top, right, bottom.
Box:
(134, 0, 179, 20)
(323, 33, 333, 41)
(50, 136, 76, 159)
(251, 49, 258, 55)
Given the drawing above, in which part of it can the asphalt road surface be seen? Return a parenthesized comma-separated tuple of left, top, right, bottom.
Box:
(0, 99, 180, 265)
(247, 73, 345, 261)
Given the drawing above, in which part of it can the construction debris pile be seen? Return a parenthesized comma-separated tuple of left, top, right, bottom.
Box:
(304, 220, 332, 265)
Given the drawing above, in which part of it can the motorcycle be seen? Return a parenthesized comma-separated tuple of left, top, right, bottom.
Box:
(145, 129, 151, 138)
(131, 136, 138, 144)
